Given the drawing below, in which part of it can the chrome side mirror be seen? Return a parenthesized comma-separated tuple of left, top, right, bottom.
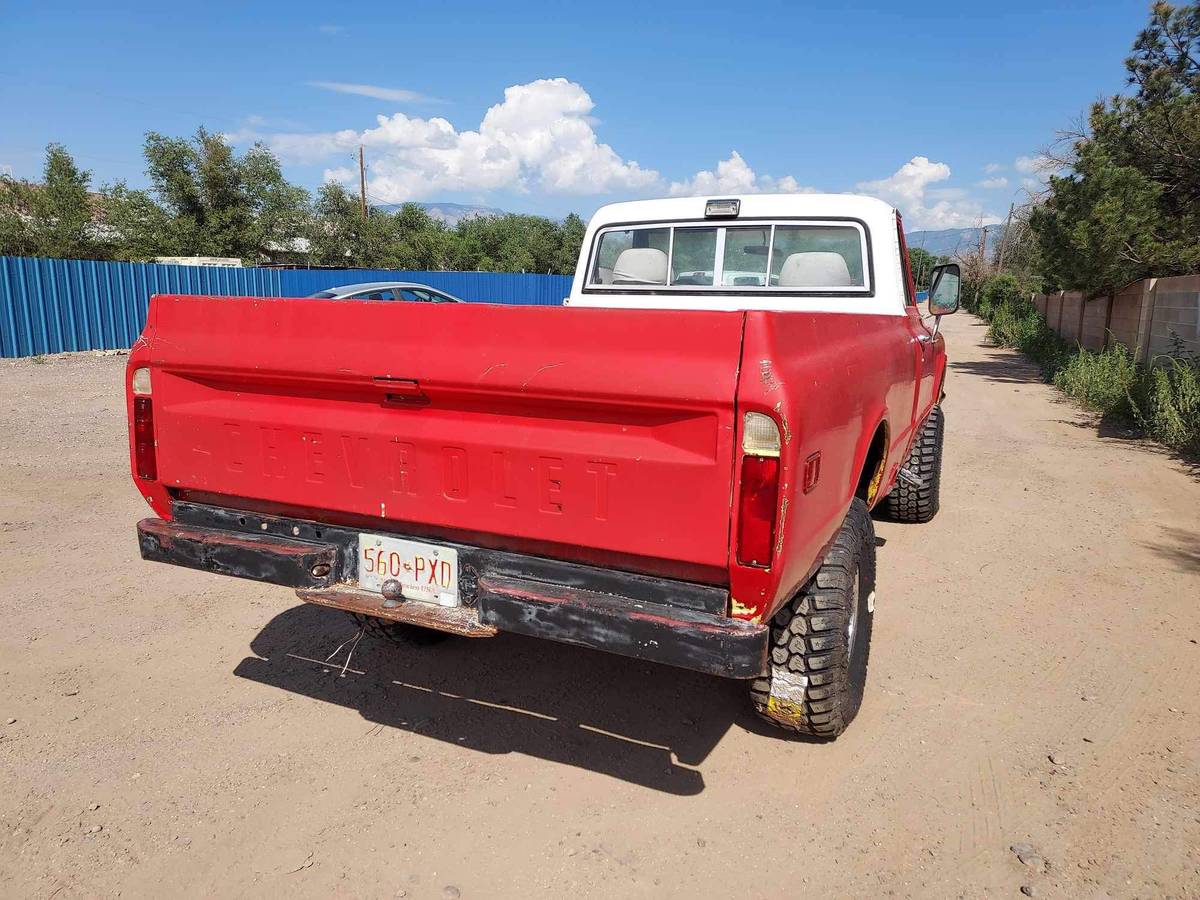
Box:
(928, 263, 961, 316)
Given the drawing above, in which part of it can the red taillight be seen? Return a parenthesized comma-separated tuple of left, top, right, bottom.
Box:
(133, 397, 157, 480)
(737, 455, 780, 567)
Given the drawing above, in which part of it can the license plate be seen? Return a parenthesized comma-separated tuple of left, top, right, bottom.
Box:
(357, 534, 459, 607)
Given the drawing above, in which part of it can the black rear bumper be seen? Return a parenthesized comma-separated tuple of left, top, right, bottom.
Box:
(136, 506, 768, 679)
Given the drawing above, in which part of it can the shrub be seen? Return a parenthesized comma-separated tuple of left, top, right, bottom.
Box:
(977, 273, 1025, 321)
(1053, 343, 1139, 420)
(1130, 358, 1200, 454)
(974, 271, 1200, 456)
(986, 292, 1069, 377)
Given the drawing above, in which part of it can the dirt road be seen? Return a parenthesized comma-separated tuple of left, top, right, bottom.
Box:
(1, 312, 1198, 898)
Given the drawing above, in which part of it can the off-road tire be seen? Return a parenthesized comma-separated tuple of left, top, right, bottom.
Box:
(750, 498, 875, 738)
(347, 612, 451, 646)
(885, 405, 944, 523)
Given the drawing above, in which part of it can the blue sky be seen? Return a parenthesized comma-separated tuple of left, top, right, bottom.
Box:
(0, 0, 1148, 230)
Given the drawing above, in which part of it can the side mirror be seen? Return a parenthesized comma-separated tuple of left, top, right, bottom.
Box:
(928, 263, 961, 315)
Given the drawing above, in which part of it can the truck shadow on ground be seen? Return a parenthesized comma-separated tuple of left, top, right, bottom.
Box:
(947, 349, 1046, 386)
(235, 603, 791, 796)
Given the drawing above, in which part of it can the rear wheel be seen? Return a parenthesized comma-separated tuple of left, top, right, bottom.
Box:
(750, 498, 875, 738)
(885, 405, 944, 523)
(347, 613, 451, 646)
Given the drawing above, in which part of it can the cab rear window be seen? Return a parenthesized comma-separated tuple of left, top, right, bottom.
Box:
(588, 221, 869, 292)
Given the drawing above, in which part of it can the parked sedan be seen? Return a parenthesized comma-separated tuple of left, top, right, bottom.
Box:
(307, 281, 462, 303)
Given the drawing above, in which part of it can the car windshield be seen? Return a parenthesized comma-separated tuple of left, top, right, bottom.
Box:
(589, 221, 869, 291)
(309, 290, 339, 299)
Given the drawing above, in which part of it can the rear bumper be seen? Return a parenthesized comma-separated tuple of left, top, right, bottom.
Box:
(476, 574, 766, 678)
(136, 507, 768, 679)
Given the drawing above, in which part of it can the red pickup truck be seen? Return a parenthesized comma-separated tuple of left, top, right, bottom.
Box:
(127, 194, 960, 738)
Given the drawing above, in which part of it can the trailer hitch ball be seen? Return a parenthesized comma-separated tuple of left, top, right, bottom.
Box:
(381, 579, 405, 608)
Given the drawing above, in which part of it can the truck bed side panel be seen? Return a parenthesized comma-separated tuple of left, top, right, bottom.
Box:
(731, 310, 916, 619)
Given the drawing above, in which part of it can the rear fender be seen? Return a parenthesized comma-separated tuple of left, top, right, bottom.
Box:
(730, 312, 904, 625)
(126, 296, 172, 520)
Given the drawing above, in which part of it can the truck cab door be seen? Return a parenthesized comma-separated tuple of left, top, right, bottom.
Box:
(897, 217, 939, 427)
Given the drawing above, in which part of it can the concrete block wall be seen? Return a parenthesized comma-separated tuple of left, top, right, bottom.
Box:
(1080, 297, 1109, 350)
(1108, 283, 1146, 350)
(1147, 275, 1200, 359)
(1059, 293, 1084, 344)
(1032, 275, 1199, 362)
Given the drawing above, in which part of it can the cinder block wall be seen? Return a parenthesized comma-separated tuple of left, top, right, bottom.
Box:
(1148, 275, 1200, 359)
(1031, 276, 1199, 363)
(1108, 283, 1146, 350)
(1059, 293, 1084, 343)
(1080, 298, 1108, 350)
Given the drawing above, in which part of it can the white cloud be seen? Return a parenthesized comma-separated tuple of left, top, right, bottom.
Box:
(233, 79, 1001, 221)
(254, 78, 658, 201)
(668, 151, 816, 196)
(856, 156, 1000, 229)
(977, 176, 1009, 189)
(308, 81, 437, 104)
(984, 162, 1005, 174)
(0, 163, 12, 178)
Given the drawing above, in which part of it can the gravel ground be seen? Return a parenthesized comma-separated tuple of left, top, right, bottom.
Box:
(1, 312, 1198, 898)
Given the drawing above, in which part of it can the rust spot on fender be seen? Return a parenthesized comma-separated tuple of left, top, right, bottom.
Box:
(730, 597, 755, 618)
(773, 401, 792, 443)
(867, 449, 887, 504)
(774, 496, 789, 556)
(759, 359, 781, 393)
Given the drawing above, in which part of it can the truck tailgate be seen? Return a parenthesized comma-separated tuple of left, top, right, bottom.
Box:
(141, 296, 746, 580)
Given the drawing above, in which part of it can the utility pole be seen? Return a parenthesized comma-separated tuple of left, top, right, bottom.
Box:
(358, 146, 367, 221)
(996, 202, 1015, 271)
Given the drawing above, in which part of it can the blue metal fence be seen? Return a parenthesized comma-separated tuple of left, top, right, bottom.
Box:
(0, 256, 571, 358)
(278, 269, 570, 306)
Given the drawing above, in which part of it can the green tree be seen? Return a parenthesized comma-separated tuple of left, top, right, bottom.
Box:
(553, 213, 586, 275)
(1031, 2, 1200, 295)
(906, 246, 947, 291)
(3, 130, 591, 275)
(0, 144, 99, 258)
(103, 129, 310, 262)
(241, 145, 312, 261)
(305, 182, 391, 267)
(1031, 150, 1167, 296)
(100, 182, 179, 261)
(384, 203, 452, 269)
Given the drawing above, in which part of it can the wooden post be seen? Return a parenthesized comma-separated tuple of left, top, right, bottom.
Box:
(358, 146, 368, 221)
(996, 203, 1014, 270)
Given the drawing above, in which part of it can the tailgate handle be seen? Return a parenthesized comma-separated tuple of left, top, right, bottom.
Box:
(373, 376, 429, 406)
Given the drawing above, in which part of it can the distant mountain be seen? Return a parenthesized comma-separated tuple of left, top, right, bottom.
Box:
(905, 225, 1005, 259)
(374, 201, 508, 226)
